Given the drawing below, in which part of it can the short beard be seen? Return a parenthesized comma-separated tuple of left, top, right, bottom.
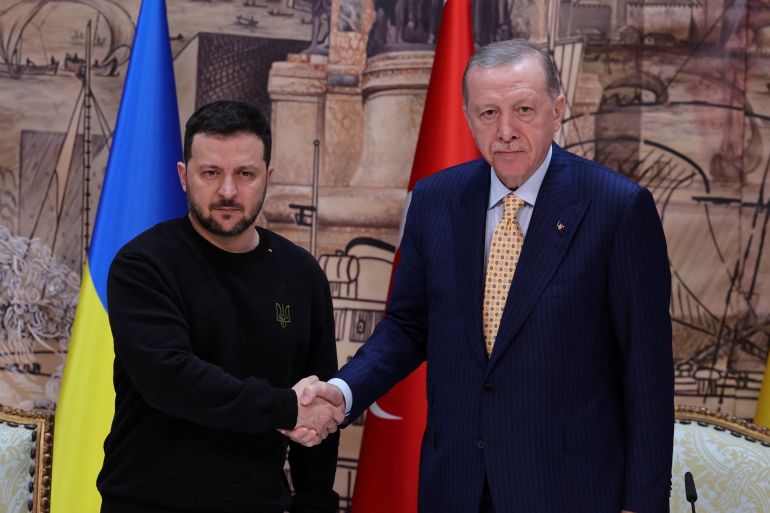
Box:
(188, 198, 259, 238)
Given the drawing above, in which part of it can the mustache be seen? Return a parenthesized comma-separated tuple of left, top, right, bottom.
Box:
(210, 199, 245, 210)
(492, 143, 524, 152)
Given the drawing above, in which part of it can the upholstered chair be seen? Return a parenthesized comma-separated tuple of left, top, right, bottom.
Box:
(672, 405, 770, 513)
(0, 405, 53, 513)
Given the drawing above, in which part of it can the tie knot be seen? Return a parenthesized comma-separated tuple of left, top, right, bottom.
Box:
(502, 194, 526, 221)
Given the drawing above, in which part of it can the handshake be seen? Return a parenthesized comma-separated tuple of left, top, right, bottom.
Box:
(278, 376, 345, 447)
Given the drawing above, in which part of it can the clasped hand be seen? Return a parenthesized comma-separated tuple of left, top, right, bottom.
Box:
(278, 376, 345, 447)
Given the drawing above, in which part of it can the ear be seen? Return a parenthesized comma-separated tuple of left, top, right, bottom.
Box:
(177, 162, 188, 192)
(552, 95, 566, 132)
(267, 167, 274, 183)
(463, 103, 479, 139)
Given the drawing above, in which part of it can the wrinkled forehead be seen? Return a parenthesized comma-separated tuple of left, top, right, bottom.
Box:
(465, 60, 550, 100)
(188, 132, 267, 165)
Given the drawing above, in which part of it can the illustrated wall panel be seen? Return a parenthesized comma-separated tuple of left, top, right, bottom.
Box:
(0, 0, 768, 508)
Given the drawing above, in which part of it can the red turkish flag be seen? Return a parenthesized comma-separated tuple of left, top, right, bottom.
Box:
(351, 1, 479, 512)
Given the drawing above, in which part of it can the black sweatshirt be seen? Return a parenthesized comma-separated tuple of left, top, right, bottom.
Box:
(97, 217, 339, 513)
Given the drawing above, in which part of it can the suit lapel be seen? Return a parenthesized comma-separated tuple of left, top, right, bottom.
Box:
(453, 160, 491, 366)
(488, 146, 590, 370)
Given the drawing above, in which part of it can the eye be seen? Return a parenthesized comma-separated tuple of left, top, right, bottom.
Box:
(201, 169, 218, 179)
(518, 106, 533, 114)
(480, 109, 496, 118)
(239, 169, 256, 179)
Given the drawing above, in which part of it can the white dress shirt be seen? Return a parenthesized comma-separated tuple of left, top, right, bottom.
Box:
(330, 147, 553, 416)
(484, 145, 551, 265)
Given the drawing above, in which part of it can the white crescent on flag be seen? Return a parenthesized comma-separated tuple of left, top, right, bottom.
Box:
(369, 401, 403, 420)
(369, 190, 412, 424)
(396, 191, 413, 248)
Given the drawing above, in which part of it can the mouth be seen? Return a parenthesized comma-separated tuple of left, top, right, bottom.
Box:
(494, 149, 524, 157)
(211, 202, 244, 214)
(493, 146, 524, 154)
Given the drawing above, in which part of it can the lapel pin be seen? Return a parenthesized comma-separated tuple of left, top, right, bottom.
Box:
(556, 221, 566, 234)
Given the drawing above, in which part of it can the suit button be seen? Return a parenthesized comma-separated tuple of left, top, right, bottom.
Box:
(483, 383, 494, 394)
(476, 439, 485, 449)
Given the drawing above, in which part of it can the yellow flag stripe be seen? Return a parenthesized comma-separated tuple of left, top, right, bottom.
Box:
(755, 354, 770, 429)
(51, 265, 115, 512)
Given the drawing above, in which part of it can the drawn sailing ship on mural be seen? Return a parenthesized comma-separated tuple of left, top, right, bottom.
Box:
(63, 51, 119, 76)
(565, 127, 769, 406)
(20, 14, 123, 270)
(235, 14, 259, 27)
(19, 56, 59, 76)
(0, 0, 133, 78)
(560, 9, 770, 413)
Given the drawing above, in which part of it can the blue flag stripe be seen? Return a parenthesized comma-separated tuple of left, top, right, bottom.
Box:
(88, 0, 188, 308)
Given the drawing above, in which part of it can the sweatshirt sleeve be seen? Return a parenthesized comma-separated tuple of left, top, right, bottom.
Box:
(289, 264, 340, 513)
(107, 250, 298, 434)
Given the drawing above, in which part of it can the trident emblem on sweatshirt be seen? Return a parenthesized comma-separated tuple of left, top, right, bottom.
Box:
(275, 303, 291, 328)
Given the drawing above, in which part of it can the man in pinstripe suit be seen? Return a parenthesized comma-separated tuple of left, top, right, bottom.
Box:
(292, 39, 674, 513)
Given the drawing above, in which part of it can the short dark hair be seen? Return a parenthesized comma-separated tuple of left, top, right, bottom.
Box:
(183, 100, 272, 167)
(462, 39, 561, 105)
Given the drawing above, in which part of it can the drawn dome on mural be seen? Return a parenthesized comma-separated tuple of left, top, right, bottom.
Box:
(601, 71, 669, 107)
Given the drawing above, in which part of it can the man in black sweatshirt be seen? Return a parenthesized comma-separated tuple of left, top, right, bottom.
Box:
(97, 101, 341, 513)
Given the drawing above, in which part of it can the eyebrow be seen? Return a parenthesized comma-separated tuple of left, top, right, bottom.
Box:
(195, 162, 263, 172)
(196, 163, 222, 170)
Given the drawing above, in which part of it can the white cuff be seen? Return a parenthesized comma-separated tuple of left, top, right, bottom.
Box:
(327, 378, 353, 416)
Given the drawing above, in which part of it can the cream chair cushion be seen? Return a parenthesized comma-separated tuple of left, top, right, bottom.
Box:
(0, 422, 36, 513)
(0, 406, 52, 513)
(671, 406, 770, 513)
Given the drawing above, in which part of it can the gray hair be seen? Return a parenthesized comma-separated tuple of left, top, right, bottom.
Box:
(462, 39, 561, 105)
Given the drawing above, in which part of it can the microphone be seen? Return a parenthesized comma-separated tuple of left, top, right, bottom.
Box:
(684, 471, 698, 513)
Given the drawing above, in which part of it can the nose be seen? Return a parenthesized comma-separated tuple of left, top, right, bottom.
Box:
(218, 174, 237, 198)
(497, 111, 518, 142)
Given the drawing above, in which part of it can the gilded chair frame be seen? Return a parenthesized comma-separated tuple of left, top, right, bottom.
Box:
(0, 404, 54, 513)
(675, 404, 770, 444)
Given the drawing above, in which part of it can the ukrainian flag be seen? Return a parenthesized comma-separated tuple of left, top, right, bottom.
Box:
(51, 1, 187, 511)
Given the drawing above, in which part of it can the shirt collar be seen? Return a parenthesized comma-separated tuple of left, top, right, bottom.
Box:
(488, 145, 552, 210)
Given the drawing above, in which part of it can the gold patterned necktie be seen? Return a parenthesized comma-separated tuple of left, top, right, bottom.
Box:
(483, 193, 527, 357)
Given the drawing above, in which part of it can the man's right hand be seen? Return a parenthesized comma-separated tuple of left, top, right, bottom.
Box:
(299, 380, 345, 414)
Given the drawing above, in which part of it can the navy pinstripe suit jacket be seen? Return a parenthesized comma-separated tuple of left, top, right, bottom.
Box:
(336, 144, 674, 513)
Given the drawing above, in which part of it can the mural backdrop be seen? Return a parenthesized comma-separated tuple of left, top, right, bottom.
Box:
(1, 0, 769, 507)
